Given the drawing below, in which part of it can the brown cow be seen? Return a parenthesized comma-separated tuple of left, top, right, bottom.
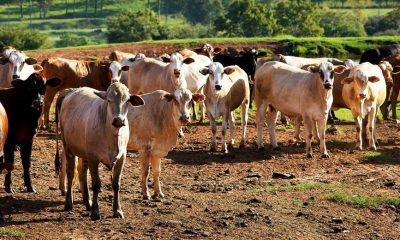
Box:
(40, 58, 119, 129)
(381, 54, 400, 121)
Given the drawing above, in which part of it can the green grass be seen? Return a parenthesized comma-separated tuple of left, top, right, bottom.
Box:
(326, 192, 400, 207)
(334, 8, 394, 17)
(250, 182, 347, 193)
(363, 151, 398, 163)
(0, 228, 25, 238)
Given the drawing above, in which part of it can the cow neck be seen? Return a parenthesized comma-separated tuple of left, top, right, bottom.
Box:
(313, 73, 332, 110)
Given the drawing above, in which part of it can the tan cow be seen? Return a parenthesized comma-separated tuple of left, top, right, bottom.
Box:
(126, 52, 194, 94)
(40, 58, 127, 129)
(0, 102, 10, 174)
(127, 89, 204, 199)
(0, 46, 39, 88)
(200, 62, 250, 153)
(55, 82, 144, 220)
(341, 62, 387, 150)
(192, 43, 222, 60)
(109, 50, 145, 85)
(255, 61, 345, 159)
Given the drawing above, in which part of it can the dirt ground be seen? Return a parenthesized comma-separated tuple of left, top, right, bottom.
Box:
(1, 45, 400, 239)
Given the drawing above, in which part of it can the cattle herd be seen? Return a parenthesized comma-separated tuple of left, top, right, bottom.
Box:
(0, 43, 399, 221)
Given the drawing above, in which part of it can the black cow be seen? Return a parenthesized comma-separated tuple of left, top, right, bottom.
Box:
(213, 49, 266, 107)
(0, 72, 60, 193)
(360, 44, 400, 64)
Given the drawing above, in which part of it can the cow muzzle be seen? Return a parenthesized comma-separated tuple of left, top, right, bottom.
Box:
(174, 69, 180, 78)
(111, 79, 119, 83)
(386, 77, 393, 86)
(359, 93, 366, 99)
(323, 83, 332, 89)
(12, 74, 20, 80)
(215, 85, 222, 91)
(112, 117, 126, 128)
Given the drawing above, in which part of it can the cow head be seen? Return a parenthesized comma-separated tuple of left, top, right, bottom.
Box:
(378, 61, 393, 86)
(341, 68, 380, 100)
(200, 62, 235, 91)
(94, 82, 144, 128)
(163, 88, 205, 124)
(1, 50, 38, 80)
(11, 69, 61, 111)
(163, 53, 195, 78)
(109, 61, 129, 83)
(309, 62, 346, 90)
(194, 43, 220, 59)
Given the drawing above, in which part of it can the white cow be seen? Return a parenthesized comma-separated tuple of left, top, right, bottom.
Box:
(55, 82, 144, 220)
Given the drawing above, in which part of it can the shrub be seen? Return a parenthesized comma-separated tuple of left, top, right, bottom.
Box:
(55, 33, 92, 48)
(0, 27, 47, 50)
(321, 11, 366, 37)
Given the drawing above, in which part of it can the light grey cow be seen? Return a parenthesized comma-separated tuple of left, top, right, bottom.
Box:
(55, 82, 144, 220)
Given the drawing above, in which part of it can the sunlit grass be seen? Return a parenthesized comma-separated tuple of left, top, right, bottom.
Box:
(250, 182, 347, 193)
(0, 228, 25, 238)
(326, 192, 400, 207)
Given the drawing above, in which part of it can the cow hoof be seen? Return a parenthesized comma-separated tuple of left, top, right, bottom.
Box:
(321, 153, 330, 159)
(239, 142, 245, 148)
(143, 194, 151, 200)
(369, 146, 377, 151)
(85, 201, 92, 211)
(113, 211, 124, 219)
(210, 147, 217, 152)
(152, 192, 165, 200)
(60, 190, 66, 196)
(5, 186, 15, 194)
(227, 144, 234, 150)
(306, 153, 313, 159)
(26, 186, 37, 193)
(90, 211, 101, 221)
(222, 149, 228, 154)
(257, 146, 265, 152)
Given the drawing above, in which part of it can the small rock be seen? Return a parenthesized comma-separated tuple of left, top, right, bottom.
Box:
(184, 229, 199, 235)
(384, 180, 396, 187)
(224, 169, 231, 175)
(201, 231, 211, 237)
(358, 220, 367, 226)
(237, 221, 248, 227)
(332, 226, 348, 233)
(272, 172, 295, 179)
(199, 186, 210, 192)
(370, 232, 382, 238)
(246, 173, 262, 179)
(332, 217, 343, 224)
(248, 198, 262, 204)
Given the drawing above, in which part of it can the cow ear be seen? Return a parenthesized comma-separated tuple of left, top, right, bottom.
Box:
(193, 48, 202, 54)
(341, 77, 354, 84)
(333, 65, 347, 74)
(121, 66, 129, 71)
(192, 93, 205, 102)
(25, 57, 38, 65)
(393, 66, 400, 74)
(183, 57, 195, 64)
(214, 47, 222, 53)
(199, 67, 209, 75)
(224, 67, 235, 75)
(129, 95, 145, 106)
(11, 79, 25, 88)
(94, 91, 107, 100)
(257, 51, 267, 57)
(45, 78, 61, 88)
(368, 76, 380, 83)
(308, 65, 319, 73)
(0, 57, 9, 64)
(33, 64, 43, 72)
(163, 93, 175, 102)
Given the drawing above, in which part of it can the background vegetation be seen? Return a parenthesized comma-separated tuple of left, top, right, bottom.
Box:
(0, 0, 399, 50)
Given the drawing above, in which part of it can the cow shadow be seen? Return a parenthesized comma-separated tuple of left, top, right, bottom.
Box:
(360, 147, 400, 165)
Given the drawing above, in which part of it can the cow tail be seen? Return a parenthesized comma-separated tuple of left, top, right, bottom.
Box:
(54, 99, 60, 176)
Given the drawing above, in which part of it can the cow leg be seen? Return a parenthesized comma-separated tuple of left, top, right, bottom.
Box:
(88, 160, 101, 220)
(313, 121, 320, 143)
(381, 86, 391, 120)
(59, 150, 67, 196)
(150, 154, 164, 199)
(112, 155, 125, 219)
(228, 111, 235, 149)
(221, 113, 229, 154)
(20, 141, 36, 193)
(317, 118, 329, 159)
(266, 110, 279, 150)
(139, 150, 151, 200)
(391, 85, 399, 120)
(191, 100, 197, 121)
(280, 113, 288, 126)
(4, 141, 15, 193)
(294, 116, 302, 142)
(199, 100, 205, 123)
(368, 108, 377, 150)
(78, 158, 91, 211)
(42, 90, 57, 129)
(240, 101, 249, 148)
(256, 102, 267, 150)
(303, 116, 313, 159)
(354, 115, 363, 150)
(208, 112, 217, 152)
(64, 150, 76, 211)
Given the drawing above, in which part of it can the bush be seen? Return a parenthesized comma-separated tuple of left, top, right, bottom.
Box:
(55, 33, 92, 48)
(0, 27, 47, 50)
(321, 11, 366, 37)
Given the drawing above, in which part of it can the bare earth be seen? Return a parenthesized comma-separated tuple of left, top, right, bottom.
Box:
(1, 45, 400, 239)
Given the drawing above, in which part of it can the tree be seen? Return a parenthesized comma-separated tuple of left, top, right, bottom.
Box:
(182, 0, 222, 25)
(0, 27, 47, 50)
(107, 9, 165, 43)
(215, 0, 279, 37)
(274, 0, 324, 37)
(320, 11, 366, 36)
